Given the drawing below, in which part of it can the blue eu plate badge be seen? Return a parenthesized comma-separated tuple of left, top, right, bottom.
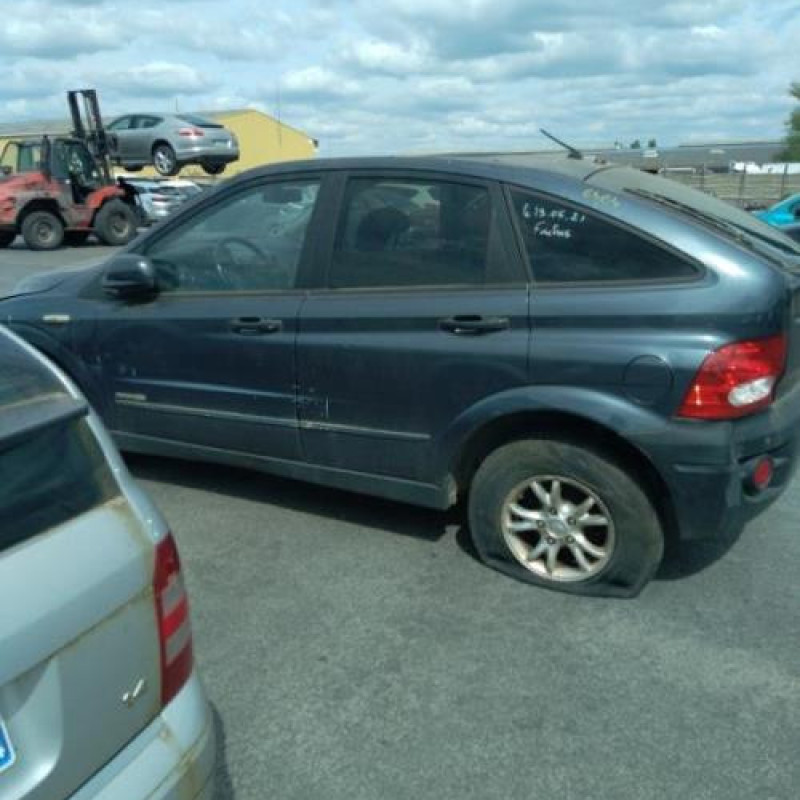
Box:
(0, 717, 15, 774)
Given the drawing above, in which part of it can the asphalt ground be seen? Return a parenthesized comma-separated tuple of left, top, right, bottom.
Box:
(2, 242, 799, 800)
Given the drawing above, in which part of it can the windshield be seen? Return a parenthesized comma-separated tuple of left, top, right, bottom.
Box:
(590, 167, 800, 260)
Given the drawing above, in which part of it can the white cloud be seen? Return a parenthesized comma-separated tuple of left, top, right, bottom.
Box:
(0, 0, 797, 157)
(102, 62, 215, 96)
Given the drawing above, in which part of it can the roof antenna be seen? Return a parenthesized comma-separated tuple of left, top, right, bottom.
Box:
(540, 128, 583, 160)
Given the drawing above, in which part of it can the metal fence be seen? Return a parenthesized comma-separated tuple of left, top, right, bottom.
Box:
(665, 167, 800, 210)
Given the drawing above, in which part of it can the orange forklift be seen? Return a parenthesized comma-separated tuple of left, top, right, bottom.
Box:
(0, 90, 139, 250)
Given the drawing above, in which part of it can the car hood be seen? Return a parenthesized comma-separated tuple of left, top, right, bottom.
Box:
(2, 263, 103, 300)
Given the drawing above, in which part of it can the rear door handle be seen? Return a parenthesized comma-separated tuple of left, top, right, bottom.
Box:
(438, 315, 510, 335)
(229, 317, 282, 335)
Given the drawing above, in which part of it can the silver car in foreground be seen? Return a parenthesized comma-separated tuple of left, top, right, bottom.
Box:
(108, 113, 239, 177)
(0, 326, 215, 799)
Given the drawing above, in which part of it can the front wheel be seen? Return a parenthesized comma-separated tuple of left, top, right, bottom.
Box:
(468, 439, 663, 597)
(21, 210, 64, 250)
(94, 200, 138, 246)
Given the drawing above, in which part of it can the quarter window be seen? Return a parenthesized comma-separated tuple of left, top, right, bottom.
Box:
(144, 179, 320, 293)
(510, 189, 699, 284)
(330, 178, 519, 288)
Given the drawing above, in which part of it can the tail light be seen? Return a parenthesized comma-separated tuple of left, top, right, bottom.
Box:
(677, 334, 787, 420)
(178, 127, 204, 137)
(153, 533, 193, 707)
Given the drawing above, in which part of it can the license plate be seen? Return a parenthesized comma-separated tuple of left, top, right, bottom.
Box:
(0, 717, 15, 774)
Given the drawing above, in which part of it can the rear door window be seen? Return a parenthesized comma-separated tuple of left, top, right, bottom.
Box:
(329, 177, 522, 288)
(509, 189, 700, 284)
(0, 418, 119, 553)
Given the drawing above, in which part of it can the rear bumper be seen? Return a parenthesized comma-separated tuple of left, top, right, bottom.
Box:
(70, 672, 216, 800)
(639, 381, 800, 541)
(173, 142, 239, 164)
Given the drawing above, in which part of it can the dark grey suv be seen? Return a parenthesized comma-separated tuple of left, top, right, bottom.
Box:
(3, 155, 799, 596)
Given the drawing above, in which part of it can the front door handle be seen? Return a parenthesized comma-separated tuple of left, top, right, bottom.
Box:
(438, 315, 510, 335)
(229, 317, 283, 335)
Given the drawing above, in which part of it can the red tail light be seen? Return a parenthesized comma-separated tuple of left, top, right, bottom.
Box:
(677, 335, 787, 420)
(177, 127, 204, 137)
(153, 533, 193, 707)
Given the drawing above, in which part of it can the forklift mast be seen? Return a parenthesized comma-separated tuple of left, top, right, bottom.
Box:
(67, 89, 113, 184)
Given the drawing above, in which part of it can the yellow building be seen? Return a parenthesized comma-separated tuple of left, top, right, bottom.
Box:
(130, 108, 317, 179)
(0, 107, 317, 180)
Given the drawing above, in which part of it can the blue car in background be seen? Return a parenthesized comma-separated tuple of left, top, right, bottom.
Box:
(756, 192, 800, 227)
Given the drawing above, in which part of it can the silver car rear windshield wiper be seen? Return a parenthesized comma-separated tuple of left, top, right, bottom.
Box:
(627, 188, 800, 261)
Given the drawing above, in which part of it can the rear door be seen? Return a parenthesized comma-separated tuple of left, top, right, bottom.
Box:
(107, 115, 135, 160)
(0, 343, 160, 800)
(296, 172, 530, 483)
(129, 115, 162, 162)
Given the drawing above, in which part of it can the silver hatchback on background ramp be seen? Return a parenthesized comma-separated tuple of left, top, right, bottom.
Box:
(0, 326, 215, 799)
(108, 113, 239, 177)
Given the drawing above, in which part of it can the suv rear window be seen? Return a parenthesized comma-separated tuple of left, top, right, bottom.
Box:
(0, 417, 119, 553)
(510, 189, 700, 284)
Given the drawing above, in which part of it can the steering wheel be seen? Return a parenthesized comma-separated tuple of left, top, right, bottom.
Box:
(212, 237, 270, 288)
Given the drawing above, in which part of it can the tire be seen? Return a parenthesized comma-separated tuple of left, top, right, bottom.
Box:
(121, 165, 143, 173)
(0, 230, 15, 248)
(94, 200, 138, 246)
(152, 143, 178, 177)
(64, 230, 90, 247)
(201, 160, 226, 176)
(21, 210, 64, 251)
(468, 438, 664, 597)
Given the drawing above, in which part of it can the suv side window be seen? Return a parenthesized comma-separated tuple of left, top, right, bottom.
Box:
(144, 179, 320, 293)
(330, 178, 519, 288)
(510, 189, 699, 284)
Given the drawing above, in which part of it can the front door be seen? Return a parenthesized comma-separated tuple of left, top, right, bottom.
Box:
(90, 175, 322, 460)
(297, 174, 530, 484)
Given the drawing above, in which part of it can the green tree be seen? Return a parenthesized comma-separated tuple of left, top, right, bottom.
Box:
(647, 138, 657, 148)
(629, 139, 641, 149)
(779, 82, 800, 161)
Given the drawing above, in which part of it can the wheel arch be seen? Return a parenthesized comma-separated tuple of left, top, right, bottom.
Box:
(447, 401, 679, 544)
(151, 138, 173, 156)
(17, 198, 65, 228)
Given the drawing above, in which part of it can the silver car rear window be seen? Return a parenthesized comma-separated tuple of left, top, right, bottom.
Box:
(0, 416, 119, 552)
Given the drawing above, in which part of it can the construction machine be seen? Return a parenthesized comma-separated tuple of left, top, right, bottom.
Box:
(0, 90, 139, 250)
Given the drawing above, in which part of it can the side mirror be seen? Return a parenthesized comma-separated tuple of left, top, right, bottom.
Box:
(103, 254, 158, 299)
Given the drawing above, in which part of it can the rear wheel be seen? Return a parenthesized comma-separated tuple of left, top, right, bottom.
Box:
(468, 438, 664, 597)
(64, 230, 90, 247)
(21, 210, 64, 251)
(152, 143, 178, 176)
(201, 160, 226, 176)
(94, 200, 138, 246)
(0, 230, 15, 248)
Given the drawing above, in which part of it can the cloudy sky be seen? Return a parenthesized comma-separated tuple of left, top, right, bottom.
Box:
(1, 0, 798, 155)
